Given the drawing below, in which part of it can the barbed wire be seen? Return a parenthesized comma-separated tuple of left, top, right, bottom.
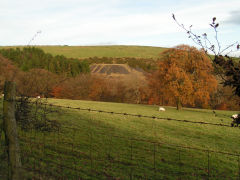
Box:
(18, 134, 240, 179)
(31, 101, 235, 128)
(20, 129, 240, 157)
(1, 99, 239, 179)
(18, 131, 240, 179)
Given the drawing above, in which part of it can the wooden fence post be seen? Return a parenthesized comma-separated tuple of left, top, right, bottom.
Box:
(0, 95, 3, 140)
(3, 81, 22, 180)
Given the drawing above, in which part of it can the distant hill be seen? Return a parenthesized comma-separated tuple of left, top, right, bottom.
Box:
(0, 45, 167, 59)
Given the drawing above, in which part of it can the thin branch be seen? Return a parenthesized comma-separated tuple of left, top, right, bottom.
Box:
(172, 14, 217, 56)
(212, 23, 221, 55)
(220, 41, 239, 55)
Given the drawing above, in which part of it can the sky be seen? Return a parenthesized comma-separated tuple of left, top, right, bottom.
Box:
(0, 0, 239, 55)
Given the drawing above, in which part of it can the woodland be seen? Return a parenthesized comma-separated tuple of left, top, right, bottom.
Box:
(0, 45, 239, 110)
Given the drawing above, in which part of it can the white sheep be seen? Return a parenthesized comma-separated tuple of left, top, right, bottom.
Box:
(231, 114, 240, 127)
(232, 114, 238, 119)
(37, 96, 41, 99)
(159, 107, 166, 111)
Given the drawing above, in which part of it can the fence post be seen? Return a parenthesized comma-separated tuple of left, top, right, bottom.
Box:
(178, 149, 181, 179)
(207, 150, 210, 179)
(0, 95, 3, 140)
(153, 143, 156, 179)
(3, 81, 22, 180)
(238, 155, 240, 180)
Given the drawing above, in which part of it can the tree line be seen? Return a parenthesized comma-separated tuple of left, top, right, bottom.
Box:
(0, 46, 239, 110)
(0, 47, 90, 77)
(0, 47, 157, 74)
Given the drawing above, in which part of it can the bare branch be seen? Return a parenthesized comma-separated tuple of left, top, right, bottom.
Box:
(172, 14, 240, 97)
(220, 42, 239, 55)
(172, 15, 240, 57)
(172, 14, 217, 56)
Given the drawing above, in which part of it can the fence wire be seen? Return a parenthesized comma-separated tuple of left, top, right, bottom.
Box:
(1, 100, 240, 179)
(38, 102, 233, 128)
(0, 140, 8, 180)
(16, 125, 240, 179)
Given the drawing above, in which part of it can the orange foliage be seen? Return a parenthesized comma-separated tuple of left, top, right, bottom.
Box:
(148, 45, 218, 109)
(50, 74, 91, 99)
(0, 55, 19, 92)
(17, 69, 58, 97)
(148, 97, 155, 105)
(215, 103, 228, 110)
(88, 76, 122, 102)
(51, 86, 63, 98)
(88, 77, 108, 101)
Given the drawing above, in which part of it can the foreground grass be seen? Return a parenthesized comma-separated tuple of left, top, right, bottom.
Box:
(1, 98, 240, 179)
(47, 99, 240, 152)
(0, 45, 166, 59)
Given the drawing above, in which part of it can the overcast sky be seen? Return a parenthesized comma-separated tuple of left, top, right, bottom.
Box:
(0, 0, 239, 54)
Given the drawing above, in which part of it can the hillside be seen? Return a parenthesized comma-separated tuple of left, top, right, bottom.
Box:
(0, 45, 167, 59)
(1, 98, 239, 179)
(90, 64, 146, 79)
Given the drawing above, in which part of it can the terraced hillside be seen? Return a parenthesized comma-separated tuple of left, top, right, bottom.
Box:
(91, 63, 145, 77)
(90, 64, 147, 89)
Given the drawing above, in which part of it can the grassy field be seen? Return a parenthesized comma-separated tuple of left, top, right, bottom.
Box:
(1, 98, 240, 179)
(0, 45, 166, 59)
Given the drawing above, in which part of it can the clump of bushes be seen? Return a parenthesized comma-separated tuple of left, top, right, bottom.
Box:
(15, 97, 60, 132)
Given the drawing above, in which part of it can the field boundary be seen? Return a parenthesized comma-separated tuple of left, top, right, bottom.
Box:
(39, 102, 232, 127)
(1, 96, 240, 179)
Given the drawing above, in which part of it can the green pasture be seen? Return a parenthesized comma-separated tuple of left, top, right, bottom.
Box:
(0, 97, 240, 179)
(47, 99, 240, 152)
(0, 45, 166, 59)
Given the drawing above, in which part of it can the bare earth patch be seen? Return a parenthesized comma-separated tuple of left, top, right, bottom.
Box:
(90, 64, 145, 77)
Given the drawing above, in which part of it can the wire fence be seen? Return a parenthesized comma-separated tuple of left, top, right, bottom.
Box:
(33, 102, 234, 128)
(1, 100, 240, 179)
(0, 134, 8, 179)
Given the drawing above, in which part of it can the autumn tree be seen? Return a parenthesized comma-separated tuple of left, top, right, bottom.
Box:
(0, 55, 19, 92)
(149, 45, 217, 110)
(17, 69, 58, 97)
(210, 84, 240, 110)
(88, 76, 112, 101)
(51, 74, 91, 99)
(172, 15, 240, 104)
(88, 75, 138, 103)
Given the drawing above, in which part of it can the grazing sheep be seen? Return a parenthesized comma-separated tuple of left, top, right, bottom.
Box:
(231, 114, 240, 127)
(159, 107, 166, 111)
(37, 96, 40, 99)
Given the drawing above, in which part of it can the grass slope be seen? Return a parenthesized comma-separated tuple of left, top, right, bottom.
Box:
(1, 98, 240, 179)
(0, 45, 166, 59)
(47, 99, 240, 152)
